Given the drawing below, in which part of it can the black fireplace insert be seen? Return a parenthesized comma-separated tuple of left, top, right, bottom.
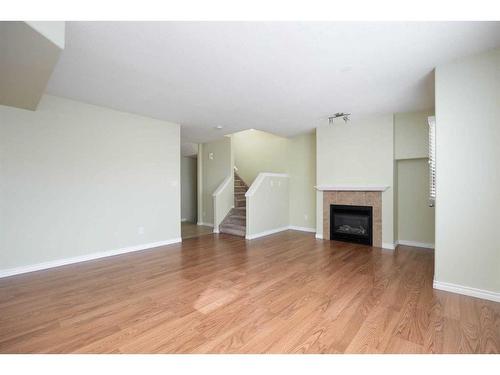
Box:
(330, 204, 373, 246)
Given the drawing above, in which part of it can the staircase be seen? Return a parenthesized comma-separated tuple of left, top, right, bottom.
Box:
(219, 172, 248, 237)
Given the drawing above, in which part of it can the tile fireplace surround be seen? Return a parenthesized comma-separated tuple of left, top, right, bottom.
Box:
(319, 186, 387, 248)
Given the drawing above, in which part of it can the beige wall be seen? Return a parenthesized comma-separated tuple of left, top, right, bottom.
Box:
(316, 115, 395, 246)
(435, 48, 500, 294)
(394, 110, 434, 160)
(396, 158, 435, 245)
(394, 110, 435, 246)
(181, 156, 197, 223)
(199, 137, 232, 225)
(288, 131, 316, 230)
(203, 129, 316, 232)
(231, 129, 288, 185)
(0, 95, 180, 271)
(246, 174, 290, 238)
(393, 160, 398, 244)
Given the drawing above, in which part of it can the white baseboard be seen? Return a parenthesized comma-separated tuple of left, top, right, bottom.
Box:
(315, 233, 324, 239)
(0, 238, 182, 279)
(246, 226, 289, 240)
(197, 222, 214, 227)
(395, 240, 434, 249)
(288, 226, 316, 233)
(433, 280, 500, 303)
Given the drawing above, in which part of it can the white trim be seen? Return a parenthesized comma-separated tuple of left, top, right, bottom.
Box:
(382, 242, 396, 250)
(395, 240, 435, 249)
(197, 144, 203, 227)
(315, 185, 388, 192)
(212, 174, 232, 197)
(213, 174, 234, 231)
(315, 233, 324, 239)
(245, 226, 289, 240)
(433, 280, 500, 303)
(245, 173, 289, 197)
(0, 238, 182, 279)
(197, 222, 214, 227)
(288, 226, 316, 233)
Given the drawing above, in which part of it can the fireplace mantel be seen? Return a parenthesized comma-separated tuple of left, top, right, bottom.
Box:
(315, 185, 388, 192)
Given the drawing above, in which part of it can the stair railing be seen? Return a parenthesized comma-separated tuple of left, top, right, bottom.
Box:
(212, 174, 234, 233)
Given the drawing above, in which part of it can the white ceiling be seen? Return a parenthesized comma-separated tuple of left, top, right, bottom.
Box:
(46, 22, 500, 143)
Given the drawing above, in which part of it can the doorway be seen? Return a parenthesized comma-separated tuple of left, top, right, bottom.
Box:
(180, 150, 212, 239)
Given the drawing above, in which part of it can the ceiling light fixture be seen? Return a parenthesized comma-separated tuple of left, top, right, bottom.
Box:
(328, 113, 351, 125)
(215, 125, 223, 130)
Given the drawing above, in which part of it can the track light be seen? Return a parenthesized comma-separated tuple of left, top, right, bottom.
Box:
(328, 113, 351, 124)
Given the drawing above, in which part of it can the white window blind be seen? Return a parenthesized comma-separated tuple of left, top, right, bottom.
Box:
(428, 116, 436, 207)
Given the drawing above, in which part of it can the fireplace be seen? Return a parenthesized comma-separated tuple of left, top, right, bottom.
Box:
(330, 204, 373, 246)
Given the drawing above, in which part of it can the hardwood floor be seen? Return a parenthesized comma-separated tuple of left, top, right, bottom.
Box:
(0, 231, 499, 353)
(181, 222, 213, 239)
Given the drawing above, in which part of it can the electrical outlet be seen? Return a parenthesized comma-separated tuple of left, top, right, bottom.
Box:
(138, 226, 145, 235)
(304, 214, 308, 221)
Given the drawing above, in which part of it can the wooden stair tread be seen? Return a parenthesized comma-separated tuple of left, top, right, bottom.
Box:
(220, 222, 245, 230)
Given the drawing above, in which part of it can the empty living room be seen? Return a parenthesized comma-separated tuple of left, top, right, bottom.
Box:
(1, 1, 500, 372)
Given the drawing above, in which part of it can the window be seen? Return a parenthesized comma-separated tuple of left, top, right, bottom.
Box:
(428, 116, 436, 207)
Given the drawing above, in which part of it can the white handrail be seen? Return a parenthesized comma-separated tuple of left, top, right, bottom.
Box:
(212, 175, 232, 197)
(245, 173, 289, 197)
(212, 174, 234, 233)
